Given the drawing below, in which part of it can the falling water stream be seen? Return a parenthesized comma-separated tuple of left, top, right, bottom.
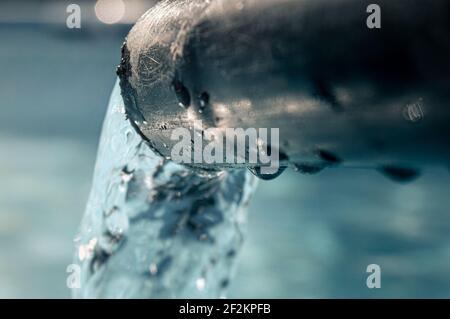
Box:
(73, 81, 257, 298)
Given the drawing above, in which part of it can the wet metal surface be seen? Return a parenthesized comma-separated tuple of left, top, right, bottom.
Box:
(118, 0, 450, 174)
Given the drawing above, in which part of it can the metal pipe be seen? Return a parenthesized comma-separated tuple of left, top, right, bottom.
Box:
(118, 0, 450, 177)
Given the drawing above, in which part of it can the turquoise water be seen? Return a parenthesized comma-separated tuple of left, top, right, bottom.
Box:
(1, 25, 449, 298)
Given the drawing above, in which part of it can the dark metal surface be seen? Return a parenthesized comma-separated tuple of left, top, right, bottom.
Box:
(118, 0, 450, 174)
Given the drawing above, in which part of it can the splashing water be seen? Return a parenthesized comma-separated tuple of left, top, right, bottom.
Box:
(72, 80, 257, 298)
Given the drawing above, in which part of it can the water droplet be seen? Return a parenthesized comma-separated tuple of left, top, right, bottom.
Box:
(318, 150, 342, 163)
(78, 237, 98, 261)
(293, 163, 325, 175)
(248, 166, 287, 180)
(120, 166, 134, 183)
(196, 277, 206, 291)
(172, 80, 191, 108)
(149, 262, 158, 275)
(378, 165, 421, 183)
(88, 238, 98, 249)
(198, 92, 210, 108)
(78, 246, 87, 261)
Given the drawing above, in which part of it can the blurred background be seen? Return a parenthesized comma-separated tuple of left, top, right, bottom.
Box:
(0, 0, 449, 298)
